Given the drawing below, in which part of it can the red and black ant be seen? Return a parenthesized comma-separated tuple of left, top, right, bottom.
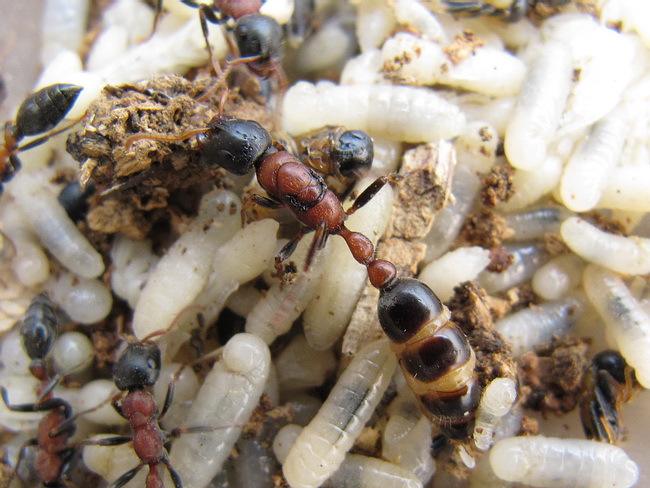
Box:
(1, 294, 77, 487)
(1, 83, 83, 193)
(81, 341, 183, 488)
(126, 117, 396, 286)
(125, 118, 483, 439)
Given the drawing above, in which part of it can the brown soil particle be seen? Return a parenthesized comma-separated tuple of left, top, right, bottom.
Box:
(583, 211, 627, 236)
(486, 245, 514, 273)
(481, 162, 514, 207)
(444, 31, 485, 64)
(543, 232, 570, 255)
(520, 415, 540, 436)
(448, 282, 517, 387)
(67, 75, 272, 238)
(460, 208, 509, 248)
(518, 335, 591, 414)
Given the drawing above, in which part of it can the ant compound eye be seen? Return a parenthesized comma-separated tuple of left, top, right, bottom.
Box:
(113, 343, 161, 391)
(332, 130, 374, 177)
(20, 294, 58, 360)
(201, 119, 272, 175)
(235, 14, 283, 61)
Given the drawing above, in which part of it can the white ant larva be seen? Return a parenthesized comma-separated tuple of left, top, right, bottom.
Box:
(169, 333, 271, 488)
(46, 271, 113, 325)
(583, 264, 650, 388)
(504, 42, 573, 171)
(532, 254, 584, 301)
(472, 378, 517, 451)
(7, 171, 104, 279)
(503, 206, 570, 242)
(132, 190, 241, 339)
(282, 81, 466, 143)
(561, 216, 650, 275)
(495, 296, 584, 357)
(490, 436, 639, 488)
(599, 165, 650, 212)
(478, 243, 548, 293)
(560, 110, 627, 212)
(282, 339, 397, 488)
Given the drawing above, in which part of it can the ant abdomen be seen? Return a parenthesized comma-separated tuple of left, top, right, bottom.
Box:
(378, 278, 480, 438)
(15, 84, 82, 138)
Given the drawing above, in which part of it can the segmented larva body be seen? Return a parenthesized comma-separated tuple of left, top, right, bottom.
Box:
(282, 339, 397, 488)
(472, 378, 517, 451)
(377, 278, 481, 439)
(490, 436, 639, 488)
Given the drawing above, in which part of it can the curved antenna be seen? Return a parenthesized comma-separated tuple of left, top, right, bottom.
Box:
(124, 127, 210, 151)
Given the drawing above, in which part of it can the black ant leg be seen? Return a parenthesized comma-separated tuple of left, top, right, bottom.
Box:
(0, 387, 73, 419)
(252, 194, 284, 209)
(304, 221, 328, 271)
(198, 5, 225, 76)
(50, 392, 123, 438)
(151, 0, 164, 36)
(15, 119, 81, 153)
(79, 435, 132, 447)
(163, 457, 183, 488)
(6, 437, 37, 485)
(345, 174, 401, 216)
(111, 463, 144, 488)
(159, 364, 187, 421)
(275, 227, 312, 274)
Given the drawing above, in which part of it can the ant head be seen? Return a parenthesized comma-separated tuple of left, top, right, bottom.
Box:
(113, 342, 161, 391)
(200, 118, 272, 175)
(332, 130, 374, 177)
(20, 294, 58, 361)
(593, 350, 628, 385)
(235, 14, 283, 61)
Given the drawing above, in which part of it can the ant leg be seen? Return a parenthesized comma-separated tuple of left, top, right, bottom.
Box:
(0, 387, 72, 418)
(6, 438, 37, 485)
(196, 54, 263, 104)
(252, 194, 284, 209)
(124, 127, 210, 150)
(345, 174, 401, 216)
(159, 364, 187, 421)
(79, 435, 132, 447)
(163, 458, 183, 488)
(167, 423, 243, 439)
(15, 119, 82, 153)
(50, 392, 123, 438)
(275, 227, 311, 275)
(304, 221, 328, 271)
(151, 0, 163, 37)
(198, 5, 226, 76)
(110, 463, 144, 488)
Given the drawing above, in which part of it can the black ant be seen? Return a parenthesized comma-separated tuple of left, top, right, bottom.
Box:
(125, 116, 482, 439)
(579, 350, 637, 444)
(1, 83, 83, 193)
(0, 294, 77, 486)
(443, 0, 570, 22)
(296, 126, 374, 187)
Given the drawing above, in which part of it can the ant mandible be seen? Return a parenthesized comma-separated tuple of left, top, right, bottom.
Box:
(1, 83, 83, 193)
(126, 118, 397, 287)
(0, 295, 78, 487)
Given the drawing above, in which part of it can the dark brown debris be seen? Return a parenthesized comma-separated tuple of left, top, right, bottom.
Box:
(518, 335, 591, 415)
(460, 208, 509, 248)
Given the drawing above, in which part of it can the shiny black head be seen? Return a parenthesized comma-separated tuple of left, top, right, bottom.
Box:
(593, 350, 628, 385)
(113, 343, 161, 391)
(378, 278, 444, 343)
(58, 181, 95, 222)
(332, 130, 373, 177)
(15, 84, 83, 139)
(200, 118, 272, 175)
(235, 14, 283, 61)
(20, 294, 58, 361)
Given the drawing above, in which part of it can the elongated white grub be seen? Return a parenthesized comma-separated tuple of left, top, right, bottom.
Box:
(419, 247, 491, 301)
(495, 296, 584, 356)
(110, 236, 159, 309)
(499, 156, 563, 212)
(133, 190, 241, 339)
(170, 334, 271, 488)
(283, 340, 397, 488)
(276, 334, 337, 392)
(490, 436, 639, 488)
(46, 271, 113, 325)
(505, 42, 573, 170)
(8, 172, 104, 279)
(473, 378, 517, 451)
(283, 81, 466, 142)
(504, 206, 570, 242)
(479, 244, 548, 293)
(583, 265, 650, 387)
(599, 165, 650, 211)
(303, 178, 393, 350)
(561, 216, 650, 275)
